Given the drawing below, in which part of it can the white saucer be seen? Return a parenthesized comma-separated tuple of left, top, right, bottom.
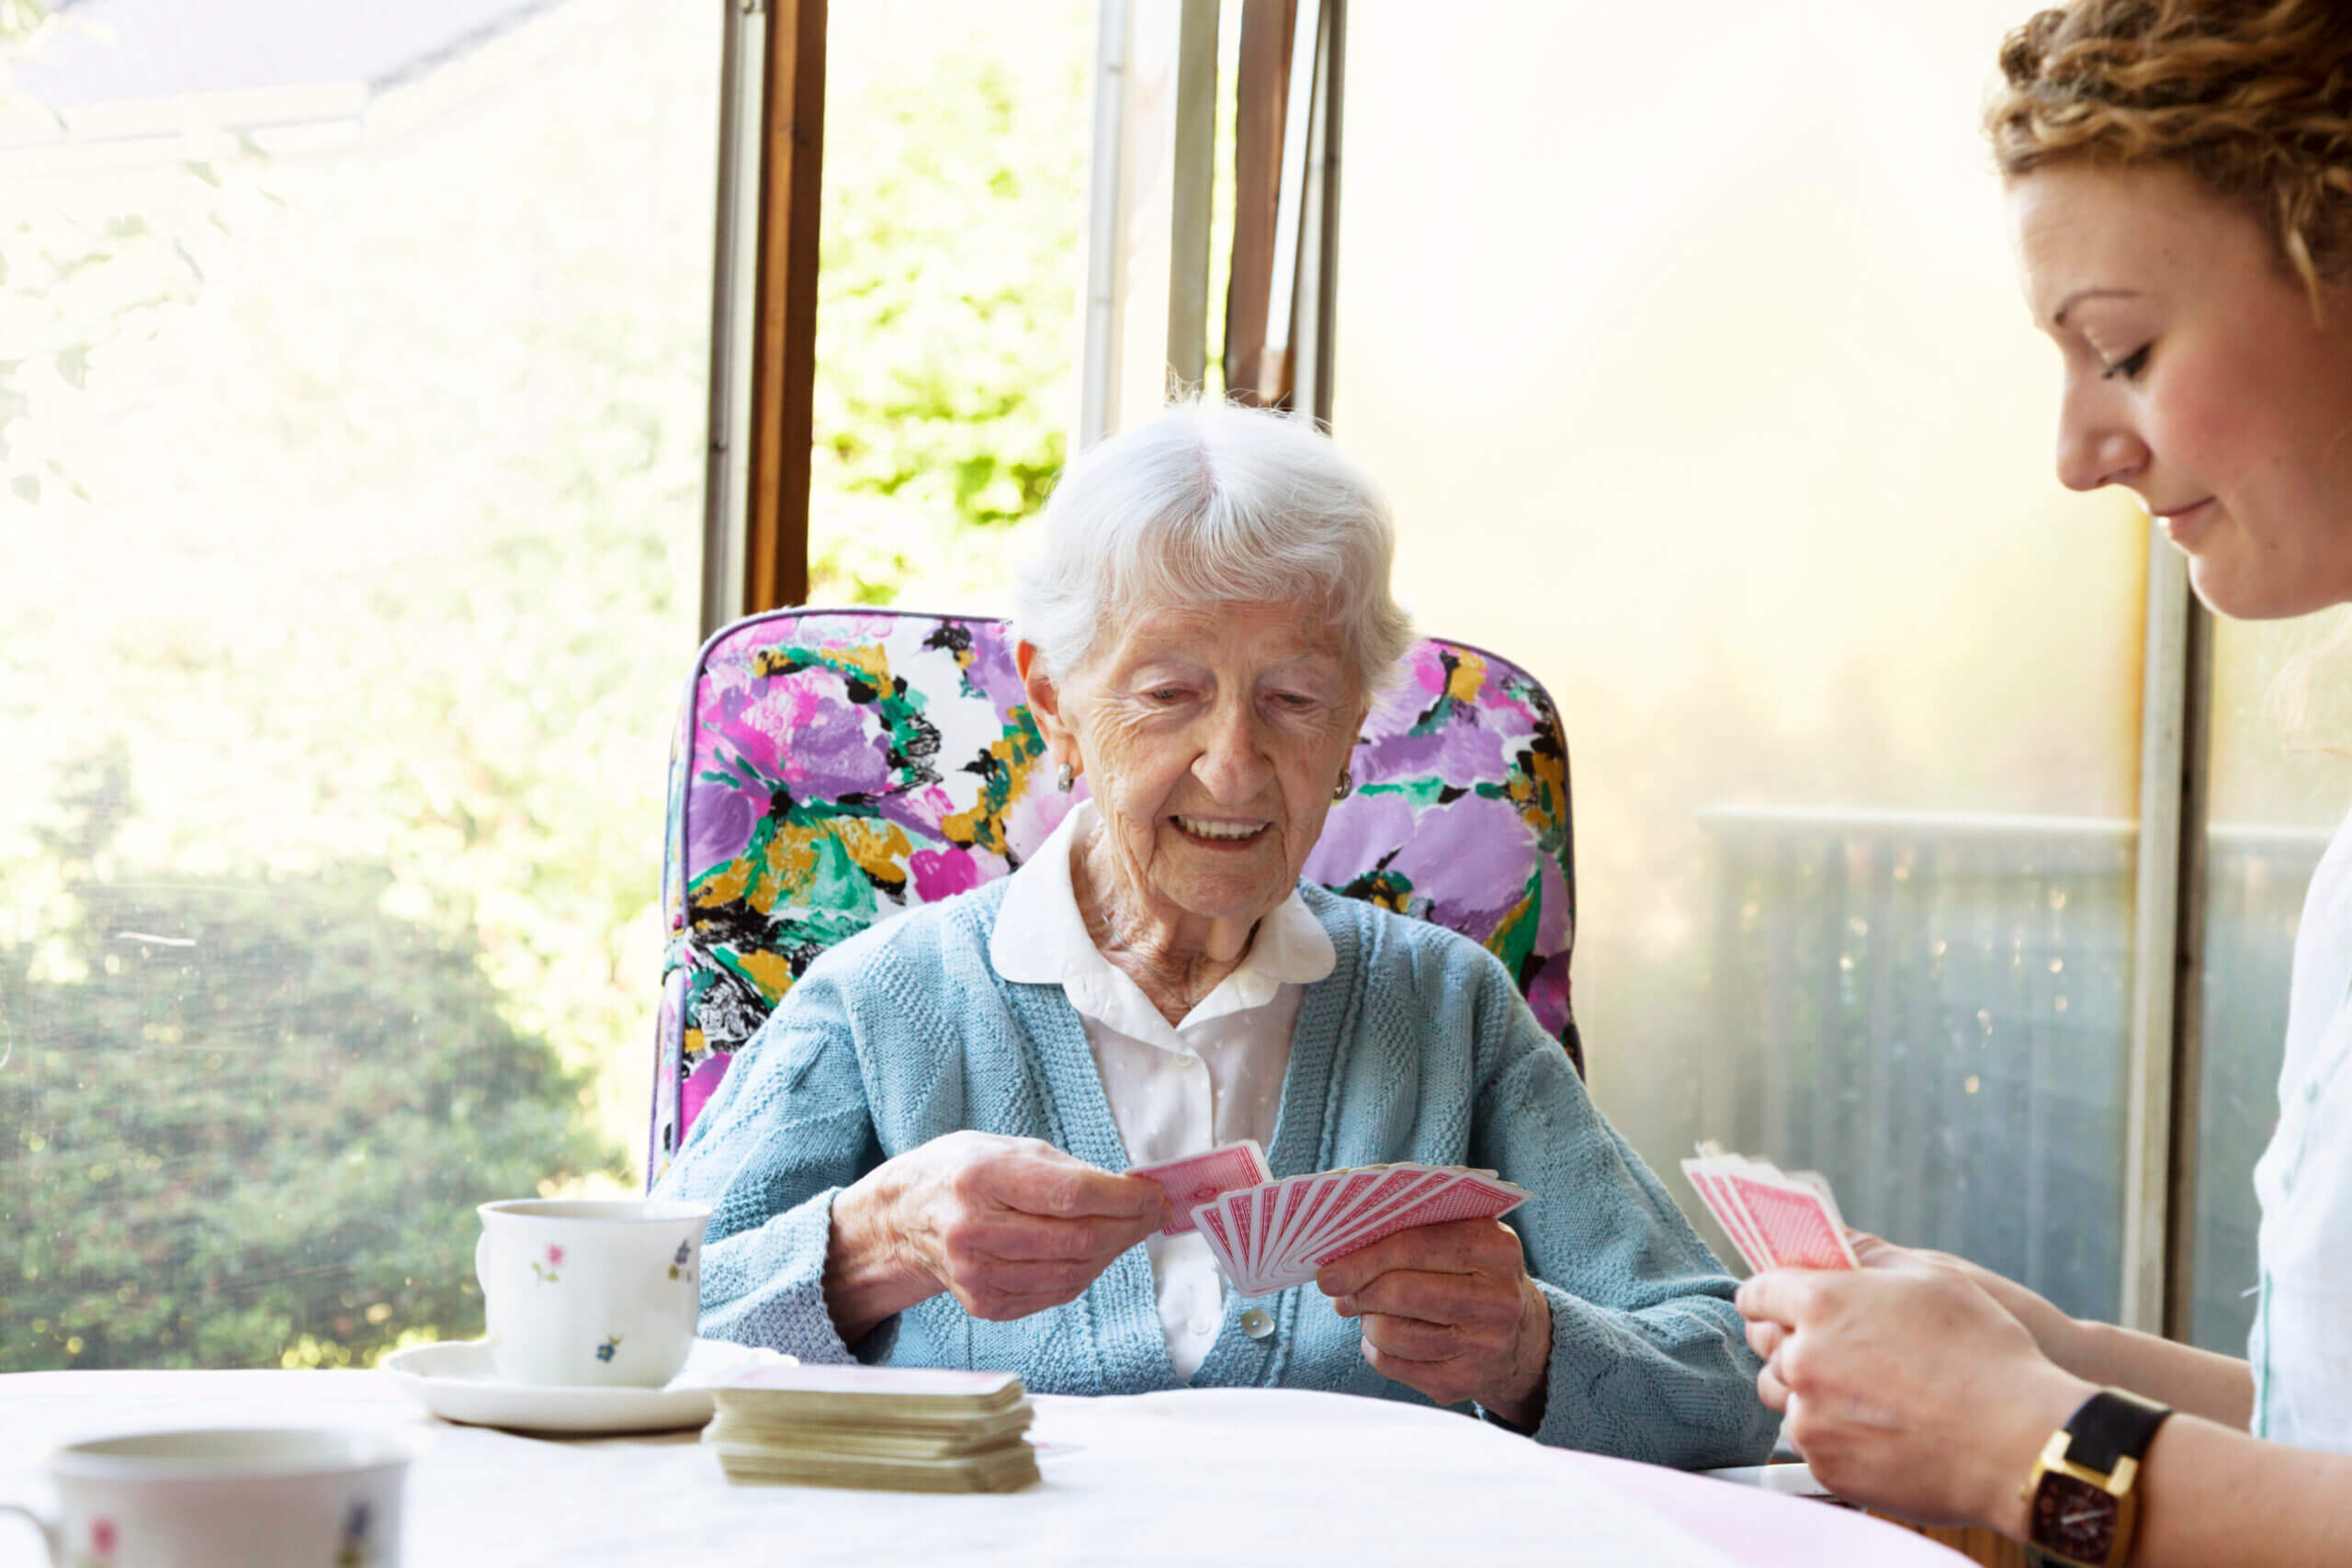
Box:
(380, 1337, 786, 1434)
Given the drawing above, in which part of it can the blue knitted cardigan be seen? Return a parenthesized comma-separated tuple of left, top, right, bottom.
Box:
(656, 879, 1776, 1468)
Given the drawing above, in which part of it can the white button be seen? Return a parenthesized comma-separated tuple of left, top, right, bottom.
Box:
(1239, 1307, 1274, 1340)
(1174, 1052, 1199, 1070)
(1188, 1314, 1216, 1337)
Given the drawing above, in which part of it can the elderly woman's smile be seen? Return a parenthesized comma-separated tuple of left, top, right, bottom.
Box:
(1173, 818, 1263, 841)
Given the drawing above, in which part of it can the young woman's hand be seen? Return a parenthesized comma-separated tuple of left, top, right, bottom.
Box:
(1736, 1246, 2090, 1533)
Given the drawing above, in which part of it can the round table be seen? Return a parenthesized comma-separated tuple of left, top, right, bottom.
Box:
(0, 1371, 1963, 1566)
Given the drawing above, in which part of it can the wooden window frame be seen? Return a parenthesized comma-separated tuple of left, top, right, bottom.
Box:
(742, 0, 825, 615)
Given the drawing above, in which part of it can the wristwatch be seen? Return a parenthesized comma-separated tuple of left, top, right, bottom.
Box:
(2022, 1387, 2173, 1568)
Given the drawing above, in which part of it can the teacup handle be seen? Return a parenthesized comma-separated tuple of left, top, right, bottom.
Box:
(0, 1502, 61, 1565)
(474, 1230, 496, 1337)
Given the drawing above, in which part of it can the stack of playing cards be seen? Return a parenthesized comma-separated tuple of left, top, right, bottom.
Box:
(1679, 1141, 1859, 1272)
(703, 1364, 1039, 1494)
(1128, 1143, 1530, 1298)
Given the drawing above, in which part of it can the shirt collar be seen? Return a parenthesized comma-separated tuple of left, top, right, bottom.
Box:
(988, 798, 1336, 1028)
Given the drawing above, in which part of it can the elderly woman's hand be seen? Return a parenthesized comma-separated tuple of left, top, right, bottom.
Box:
(1316, 1217, 1552, 1427)
(823, 1132, 1167, 1344)
(1736, 1246, 2091, 1533)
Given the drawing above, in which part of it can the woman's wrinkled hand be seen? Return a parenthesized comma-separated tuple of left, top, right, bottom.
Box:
(1316, 1217, 1552, 1427)
(1736, 1244, 2091, 1534)
(826, 1132, 1167, 1339)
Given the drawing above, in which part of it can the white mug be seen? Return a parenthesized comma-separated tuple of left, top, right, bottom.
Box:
(474, 1197, 711, 1387)
(0, 1427, 409, 1568)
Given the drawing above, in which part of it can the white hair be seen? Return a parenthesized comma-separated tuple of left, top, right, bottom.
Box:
(1010, 401, 1414, 694)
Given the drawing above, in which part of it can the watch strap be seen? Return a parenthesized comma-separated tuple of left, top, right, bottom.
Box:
(2060, 1387, 2172, 1478)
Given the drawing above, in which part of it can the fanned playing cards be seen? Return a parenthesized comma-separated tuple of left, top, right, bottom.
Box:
(1679, 1141, 1858, 1272)
(1129, 1144, 1531, 1298)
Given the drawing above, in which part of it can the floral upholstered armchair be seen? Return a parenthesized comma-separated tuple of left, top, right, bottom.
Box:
(646, 608, 1582, 1187)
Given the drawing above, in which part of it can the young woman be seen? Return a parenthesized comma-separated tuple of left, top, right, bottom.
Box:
(1736, 4, 2352, 1563)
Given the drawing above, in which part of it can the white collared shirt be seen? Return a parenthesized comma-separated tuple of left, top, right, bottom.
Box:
(988, 798, 1336, 1380)
(2252, 808, 2352, 1451)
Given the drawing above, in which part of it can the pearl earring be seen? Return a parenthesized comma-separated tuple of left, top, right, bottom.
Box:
(1332, 770, 1353, 802)
(1056, 761, 1076, 794)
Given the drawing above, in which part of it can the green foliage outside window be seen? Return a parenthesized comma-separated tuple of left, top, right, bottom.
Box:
(807, 0, 1087, 606)
(1, 751, 616, 1372)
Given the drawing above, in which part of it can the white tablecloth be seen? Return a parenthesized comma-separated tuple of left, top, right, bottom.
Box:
(0, 1371, 1962, 1567)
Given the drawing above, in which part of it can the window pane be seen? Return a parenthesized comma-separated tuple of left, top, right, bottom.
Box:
(805, 0, 1090, 612)
(0, 0, 719, 1370)
(2190, 615, 2352, 1352)
(1335, 2, 2146, 1317)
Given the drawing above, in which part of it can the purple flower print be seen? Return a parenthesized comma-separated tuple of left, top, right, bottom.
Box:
(1525, 955, 1572, 1040)
(1353, 715, 1509, 786)
(758, 675, 896, 797)
(1379, 792, 1539, 934)
(685, 774, 763, 881)
(875, 783, 957, 842)
(956, 632, 1031, 716)
(680, 1052, 735, 1143)
(1304, 791, 1418, 891)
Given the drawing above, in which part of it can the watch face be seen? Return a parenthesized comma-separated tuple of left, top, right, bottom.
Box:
(2032, 1472, 2118, 1563)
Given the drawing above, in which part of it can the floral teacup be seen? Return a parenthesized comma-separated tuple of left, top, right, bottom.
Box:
(0, 1427, 409, 1568)
(474, 1198, 710, 1388)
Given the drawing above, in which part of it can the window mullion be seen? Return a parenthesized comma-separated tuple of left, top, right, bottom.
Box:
(2120, 528, 2209, 1335)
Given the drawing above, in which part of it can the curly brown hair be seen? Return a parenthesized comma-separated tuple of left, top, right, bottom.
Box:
(1986, 0, 2352, 293)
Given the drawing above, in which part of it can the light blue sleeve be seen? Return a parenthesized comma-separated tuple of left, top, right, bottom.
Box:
(651, 965, 896, 1364)
(1464, 959, 1778, 1466)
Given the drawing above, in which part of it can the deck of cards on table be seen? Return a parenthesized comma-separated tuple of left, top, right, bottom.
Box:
(1679, 1142, 1859, 1272)
(704, 1365, 1039, 1494)
(1128, 1142, 1532, 1298)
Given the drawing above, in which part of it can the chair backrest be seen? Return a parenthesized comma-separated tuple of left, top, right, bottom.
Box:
(648, 607, 1582, 1186)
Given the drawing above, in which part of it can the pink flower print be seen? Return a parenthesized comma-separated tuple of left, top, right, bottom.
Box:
(734, 671, 827, 775)
(1408, 642, 1452, 695)
(546, 1245, 566, 1267)
(91, 1518, 117, 1556)
(531, 1243, 565, 1285)
(908, 846, 984, 904)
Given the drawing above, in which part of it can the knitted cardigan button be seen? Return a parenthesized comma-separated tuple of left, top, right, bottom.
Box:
(1239, 1307, 1274, 1340)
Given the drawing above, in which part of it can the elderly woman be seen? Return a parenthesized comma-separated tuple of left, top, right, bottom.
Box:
(659, 402, 1771, 1465)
